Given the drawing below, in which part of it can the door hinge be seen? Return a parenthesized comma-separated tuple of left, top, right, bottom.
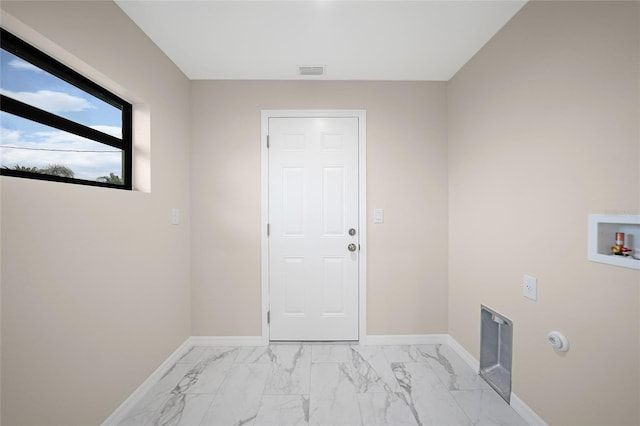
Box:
(266, 135, 270, 148)
(267, 223, 270, 236)
(267, 310, 270, 324)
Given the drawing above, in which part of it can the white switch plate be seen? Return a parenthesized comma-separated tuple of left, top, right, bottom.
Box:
(523, 275, 537, 301)
(171, 208, 180, 225)
(373, 208, 384, 224)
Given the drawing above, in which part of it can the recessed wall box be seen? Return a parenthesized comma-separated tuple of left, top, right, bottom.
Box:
(588, 214, 640, 270)
(480, 305, 513, 404)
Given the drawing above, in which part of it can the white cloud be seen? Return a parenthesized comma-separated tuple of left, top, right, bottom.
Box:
(0, 127, 23, 145)
(0, 126, 121, 180)
(91, 125, 122, 138)
(0, 89, 94, 112)
(8, 59, 44, 73)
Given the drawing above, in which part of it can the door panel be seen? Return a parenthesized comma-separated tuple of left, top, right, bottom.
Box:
(283, 256, 305, 315)
(269, 117, 359, 341)
(321, 256, 345, 314)
(322, 167, 345, 236)
(282, 168, 305, 236)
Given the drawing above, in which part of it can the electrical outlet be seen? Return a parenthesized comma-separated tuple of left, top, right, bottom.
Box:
(171, 208, 180, 225)
(523, 275, 537, 301)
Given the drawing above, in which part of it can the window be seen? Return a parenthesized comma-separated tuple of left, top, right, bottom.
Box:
(0, 28, 132, 189)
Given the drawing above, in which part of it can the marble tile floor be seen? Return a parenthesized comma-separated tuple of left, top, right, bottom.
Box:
(118, 343, 527, 426)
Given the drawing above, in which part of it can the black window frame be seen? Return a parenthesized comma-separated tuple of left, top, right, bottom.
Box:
(0, 28, 133, 190)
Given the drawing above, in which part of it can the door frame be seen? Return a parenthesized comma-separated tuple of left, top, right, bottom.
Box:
(261, 110, 367, 344)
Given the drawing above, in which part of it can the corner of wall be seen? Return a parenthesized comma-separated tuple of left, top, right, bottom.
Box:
(446, 1, 640, 424)
(0, 2, 192, 424)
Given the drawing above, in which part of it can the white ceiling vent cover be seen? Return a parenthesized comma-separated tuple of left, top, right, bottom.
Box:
(298, 66, 325, 76)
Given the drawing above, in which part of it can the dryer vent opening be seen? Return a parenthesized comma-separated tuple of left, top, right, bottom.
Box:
(480, 305, 513, 404)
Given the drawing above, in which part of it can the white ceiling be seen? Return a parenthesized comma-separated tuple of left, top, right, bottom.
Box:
(115, 0, 527, 81)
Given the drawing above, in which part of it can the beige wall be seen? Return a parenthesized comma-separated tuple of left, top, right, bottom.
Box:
(190, 81, 449, 336)
(448, 2, 640, 425)
(0, 2, 191, 425)
(2, 1, 639, 425)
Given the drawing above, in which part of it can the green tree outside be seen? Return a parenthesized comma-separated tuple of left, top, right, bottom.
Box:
(5, 164, 122, 184)
(8, 165, 40, 173)
(39, 164, 75, 178)
(96, 172, 123, 185)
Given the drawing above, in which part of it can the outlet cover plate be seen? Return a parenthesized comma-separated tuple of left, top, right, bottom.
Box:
(523, 275, 537, 301)
(171, 208, 180, 225)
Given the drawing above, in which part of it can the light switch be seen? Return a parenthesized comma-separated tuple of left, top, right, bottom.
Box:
(373, 208, 384, 224)
(171, 208, 180, 225)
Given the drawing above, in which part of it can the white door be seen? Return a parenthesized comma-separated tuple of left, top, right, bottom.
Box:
(268, 116, 359, 341)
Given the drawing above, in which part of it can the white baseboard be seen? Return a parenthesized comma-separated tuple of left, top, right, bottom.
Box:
(445, 335, 547, 426)
(365, 334, 449, 346)
(102, 337, 193, 426)
(510, 393, 548, 426)
(445, 334, 480, 371)
(189, 335, 267, 346)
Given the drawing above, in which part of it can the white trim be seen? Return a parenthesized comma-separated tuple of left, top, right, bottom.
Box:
(510, 393, 549, 426)
(260, 110, 367, 344)
(446, 335, 548, 426)
(357, 113, 367, 344)
(445, 334, 480, 371)
(189, 336, 267, 347)
(261, 113, 270, 343)
(365, 334, 449, 346)
(102, 338, 192, 425)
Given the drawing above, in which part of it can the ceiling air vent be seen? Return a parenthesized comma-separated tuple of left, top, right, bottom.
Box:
(298, 65, 325, 76)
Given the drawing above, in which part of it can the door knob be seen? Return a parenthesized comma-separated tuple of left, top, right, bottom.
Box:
(348, 243, 357, 252)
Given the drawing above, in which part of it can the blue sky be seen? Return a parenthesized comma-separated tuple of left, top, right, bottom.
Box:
(0, 48, 124, 180)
